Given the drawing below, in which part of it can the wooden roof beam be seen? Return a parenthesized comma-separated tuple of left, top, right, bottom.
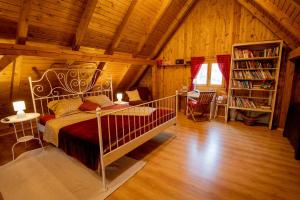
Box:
(0, 43, 156, 65)
(134, 0, 172, 57)
(0, 0, 31, 73)
(150, 0, 198, 59)
(0, 55, 18, 72)
(253, 0, 300, 44)
(105, 0, 138, 55)
(237, 0, 298, 49)
(72, 0, 98, 51)
(16, 0, 32, 45)
(288, 46, 300, 61)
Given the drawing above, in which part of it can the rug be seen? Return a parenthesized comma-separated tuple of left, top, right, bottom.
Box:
(0, 146, 145, 200)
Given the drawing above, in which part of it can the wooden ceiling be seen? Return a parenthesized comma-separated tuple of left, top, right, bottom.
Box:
(0, 0, 195, 56)
(0, 0, 300, 91)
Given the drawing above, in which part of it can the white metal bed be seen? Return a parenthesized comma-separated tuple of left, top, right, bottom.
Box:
(28, 68, 178, 191)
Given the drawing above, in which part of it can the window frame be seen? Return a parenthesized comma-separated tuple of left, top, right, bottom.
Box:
(194, 61, 225, 88)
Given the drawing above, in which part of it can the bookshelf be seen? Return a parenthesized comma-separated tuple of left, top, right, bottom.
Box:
(226, 40, 283, 129)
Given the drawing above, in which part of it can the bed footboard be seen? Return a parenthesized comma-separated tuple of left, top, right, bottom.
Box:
(96, 92, 178, 190)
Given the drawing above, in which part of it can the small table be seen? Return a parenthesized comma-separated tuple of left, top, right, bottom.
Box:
(114, 101, 129, 105)
(214, 103, 228, 122)
(1, 113, 43, 160)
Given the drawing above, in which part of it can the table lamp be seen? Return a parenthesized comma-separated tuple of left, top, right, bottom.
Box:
(13, 101, 26, 118)
(116, 93, 123, 102)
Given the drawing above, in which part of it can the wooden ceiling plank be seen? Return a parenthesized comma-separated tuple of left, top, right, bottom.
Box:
(134, 0, 172, 57)
(72, 0, 98, 51)
(16, 0, 32, 45)
(237, 0, 298, 49)
(253, 0, 300, 42)
(0, 43, 156, 65)
(105, 0, 138, 55)
(150, 0, 198, 59)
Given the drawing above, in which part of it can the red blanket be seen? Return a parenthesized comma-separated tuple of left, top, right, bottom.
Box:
(58, 108, 175, 170)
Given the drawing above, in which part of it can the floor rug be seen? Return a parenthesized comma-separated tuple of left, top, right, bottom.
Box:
(0, 146, 145, 200)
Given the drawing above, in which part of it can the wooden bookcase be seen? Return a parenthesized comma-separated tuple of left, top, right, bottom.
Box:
(226, 40, 283, 129)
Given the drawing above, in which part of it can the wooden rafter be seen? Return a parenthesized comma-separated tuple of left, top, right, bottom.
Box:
(288, 46, 300, 60)
(72, 0, 98, 51)
(0, 0, 31, 73)
(0, 55, 18, 72)
(0, 43, 156, 65)
(252, 0, 300, 43)
(134, 0, 172, 57)
(237, 0, 298, 49)
(150, 0, 198, 59)
(16, 0, 32, 44)
(106, 0, 138, 55)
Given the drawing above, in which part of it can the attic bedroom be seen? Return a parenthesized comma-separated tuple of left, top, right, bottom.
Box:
(0, 0, 300, 199)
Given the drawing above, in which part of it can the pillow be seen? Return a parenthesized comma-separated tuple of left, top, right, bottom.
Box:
(126, 89, 141, 101)
(79, 100, 99, 111)
(47, 98, 82, 118)
(85, 95, 113, 108)
(47, 100, 60, 112)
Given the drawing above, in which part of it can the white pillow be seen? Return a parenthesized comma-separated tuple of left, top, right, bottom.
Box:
(126, 89, 141, 101)
(47, 98, 82, 118)
(85, 95, 113, 107)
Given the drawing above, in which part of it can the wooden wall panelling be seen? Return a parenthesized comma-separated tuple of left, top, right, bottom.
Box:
(237, 0, 298, 49)
(278, 60, 295, 129)
(278, 46, 300, 129)
(9, 56, 22, 99)
(139, 0, 283, 102)
(151, 64, 158, 99)
(253, 0, 300, 43)
(72, 0, 98, 50)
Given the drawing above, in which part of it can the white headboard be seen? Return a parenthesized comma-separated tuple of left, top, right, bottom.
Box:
(28, 68, 113, 115)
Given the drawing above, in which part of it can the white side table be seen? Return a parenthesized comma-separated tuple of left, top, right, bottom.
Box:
(1, 113, 43, 160)
(214, 103, 228, 122)
(114, 101, 129, 105)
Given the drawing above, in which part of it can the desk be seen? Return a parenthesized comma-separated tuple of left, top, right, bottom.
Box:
(178, 92, 187, 113)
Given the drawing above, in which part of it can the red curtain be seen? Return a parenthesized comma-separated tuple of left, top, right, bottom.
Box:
(190, 57, 205, 91)
(216, 54, 231, 91)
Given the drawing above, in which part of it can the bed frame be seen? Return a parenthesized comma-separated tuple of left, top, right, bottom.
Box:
(29, 68, 178, 191)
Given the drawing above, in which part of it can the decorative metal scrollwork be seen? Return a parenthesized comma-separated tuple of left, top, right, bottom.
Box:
(30, 68, 111, 98)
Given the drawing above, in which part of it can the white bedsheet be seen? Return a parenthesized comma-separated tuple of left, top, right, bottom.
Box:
(43, 106, 156, 146)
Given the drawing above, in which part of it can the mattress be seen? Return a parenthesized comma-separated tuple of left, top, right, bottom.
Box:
(41, 107, 175, 170)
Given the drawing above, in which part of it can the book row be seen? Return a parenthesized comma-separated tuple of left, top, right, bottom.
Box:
(233, 70, 274, 80)
(234, 61, 274, 69)
(234, 46, 280, 59)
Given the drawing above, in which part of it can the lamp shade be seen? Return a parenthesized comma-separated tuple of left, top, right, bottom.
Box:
(13, 101, 26, 112)
(116, 93, 123, 102)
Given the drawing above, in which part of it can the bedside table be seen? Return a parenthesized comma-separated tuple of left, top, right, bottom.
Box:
(114, 101, 129, 105)
(1, 113, 43, 160)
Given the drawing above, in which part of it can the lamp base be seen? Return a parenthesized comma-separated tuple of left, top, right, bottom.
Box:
(16, 111, 26, 118)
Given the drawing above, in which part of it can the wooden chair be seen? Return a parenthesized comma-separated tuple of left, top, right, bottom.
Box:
(186, 91, 216, 121)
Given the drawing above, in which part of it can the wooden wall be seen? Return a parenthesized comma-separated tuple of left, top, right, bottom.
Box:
(140, 0, 280, 98)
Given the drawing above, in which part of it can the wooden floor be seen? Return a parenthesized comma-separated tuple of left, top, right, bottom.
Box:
(1, 113, 300, 200)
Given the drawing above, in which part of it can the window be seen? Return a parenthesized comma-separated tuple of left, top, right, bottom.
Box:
(193, 64, 208, 85)
(193, 62, 223, 87)
(210, 63, 223, 85)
